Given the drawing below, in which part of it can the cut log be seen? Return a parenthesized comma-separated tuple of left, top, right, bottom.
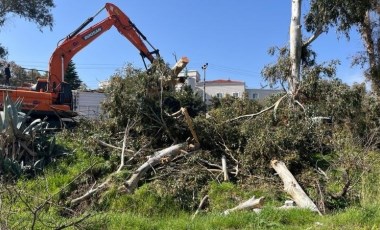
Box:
(124, 142, 199, 193)
(171, 57, 189, 77)
(223, 196, 265, 215)
(271, 160, 321, 215)
(222, 155, 229, 181)
(164, 56, 190, 90)
(181, 107, 199, 144)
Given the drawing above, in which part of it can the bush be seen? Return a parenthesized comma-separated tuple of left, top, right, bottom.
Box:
(0, 94, 56, 180)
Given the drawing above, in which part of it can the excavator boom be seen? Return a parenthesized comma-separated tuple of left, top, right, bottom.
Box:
(48, 2, 159, 94)
(0, 2, 188, 120)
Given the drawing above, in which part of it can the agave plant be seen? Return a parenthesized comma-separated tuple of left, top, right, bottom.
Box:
(0, 93, 52, 178)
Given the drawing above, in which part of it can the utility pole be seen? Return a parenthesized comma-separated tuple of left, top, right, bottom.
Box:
(202, 63, 208, 103)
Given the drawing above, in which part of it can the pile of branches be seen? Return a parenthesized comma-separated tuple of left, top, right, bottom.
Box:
(7, 63, 380, 219)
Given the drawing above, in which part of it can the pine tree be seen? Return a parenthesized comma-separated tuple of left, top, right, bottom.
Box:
(64, 60, 82, 90)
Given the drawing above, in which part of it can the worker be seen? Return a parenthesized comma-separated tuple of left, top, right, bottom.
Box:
(4, 64, 10, 85)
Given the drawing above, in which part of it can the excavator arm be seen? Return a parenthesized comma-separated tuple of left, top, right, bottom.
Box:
(48, 3, 159, 95)
(0, 2, 189, 119)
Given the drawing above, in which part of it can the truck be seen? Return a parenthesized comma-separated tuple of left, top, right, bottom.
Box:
(0, 3, 188, 118)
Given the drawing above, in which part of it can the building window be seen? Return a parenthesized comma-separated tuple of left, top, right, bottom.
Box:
(216, 93, 223, 98)
(252, 93, 259, 99)
(232, 92, 239, 98)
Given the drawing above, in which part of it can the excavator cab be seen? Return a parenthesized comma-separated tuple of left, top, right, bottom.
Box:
(58, 82, 73, 109)
(35, 78, 48, 92)
(34, 78, 72, 109)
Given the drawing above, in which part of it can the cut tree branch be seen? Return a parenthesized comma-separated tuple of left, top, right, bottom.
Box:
(95, 139, 122, 150)
(303, 27, 323, 48)
(271, 160, 321, 215)
(223, 196, 265, 215)
(227, 94, 287, 122)
(71, 178, 111, 205)
(192, 195, 209, 220)
(124, 141, 200, 193)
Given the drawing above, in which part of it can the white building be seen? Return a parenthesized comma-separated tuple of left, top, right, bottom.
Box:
(177, 70, 200, 90)
(180, 70, 282, 103)
(196, 79, 246, 102)
(246, 88, 283, 100)
(75, 70, 283, 119)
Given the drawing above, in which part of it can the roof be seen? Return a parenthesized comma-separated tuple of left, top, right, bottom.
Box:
(205, 79, 244, 84)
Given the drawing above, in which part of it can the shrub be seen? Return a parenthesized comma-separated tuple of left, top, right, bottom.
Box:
(0, 94, 55, 179)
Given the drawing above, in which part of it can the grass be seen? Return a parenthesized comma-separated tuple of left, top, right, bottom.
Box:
(321, 206, 380, 229)
(3, 136, 380, 229)
(85, 207, 380, 230)
(80, 208, 319, 230)
(5, 179, 380, 230)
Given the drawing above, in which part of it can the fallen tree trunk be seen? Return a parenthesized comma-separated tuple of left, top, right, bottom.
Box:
(271, 160, 321, 215)
(124, 142, 199, 193)
(223, 196, 265, 215)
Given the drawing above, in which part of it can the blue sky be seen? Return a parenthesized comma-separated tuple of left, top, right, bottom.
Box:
(0, 0, 365, 89)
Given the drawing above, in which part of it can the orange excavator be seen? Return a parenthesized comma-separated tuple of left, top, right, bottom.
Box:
(0, 3, 162, 118)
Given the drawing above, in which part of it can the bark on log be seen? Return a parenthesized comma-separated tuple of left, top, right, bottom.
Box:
(162, 56, 190, 90)
(181, 107, 199, 144)
(172, 57, 189, 77)
(223, 196, 265, 215)
(124, 142, 199, 193)
(222, 155, 229, 181)
(271, 160, 321, 215)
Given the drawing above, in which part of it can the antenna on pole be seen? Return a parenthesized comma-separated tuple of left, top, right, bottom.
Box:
(202, 63, 208, 103)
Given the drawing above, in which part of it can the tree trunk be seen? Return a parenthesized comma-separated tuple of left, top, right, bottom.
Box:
(289, 0, 302, 96)
(271, 160, 321, 215)
(360, 10, 380, 94)
(172, 57, 189, 77)
(124, 142, 198, 193)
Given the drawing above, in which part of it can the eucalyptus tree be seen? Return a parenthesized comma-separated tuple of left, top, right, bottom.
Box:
(262, 0, 336, 99)
(288, 0, 302, 96)
(0, 0, 55, 59)
(305, 0, 380, 93)
(263, 0, 380, 99)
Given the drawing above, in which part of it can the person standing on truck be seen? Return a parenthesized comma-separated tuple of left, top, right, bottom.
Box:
(4, 64, 11, 85)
